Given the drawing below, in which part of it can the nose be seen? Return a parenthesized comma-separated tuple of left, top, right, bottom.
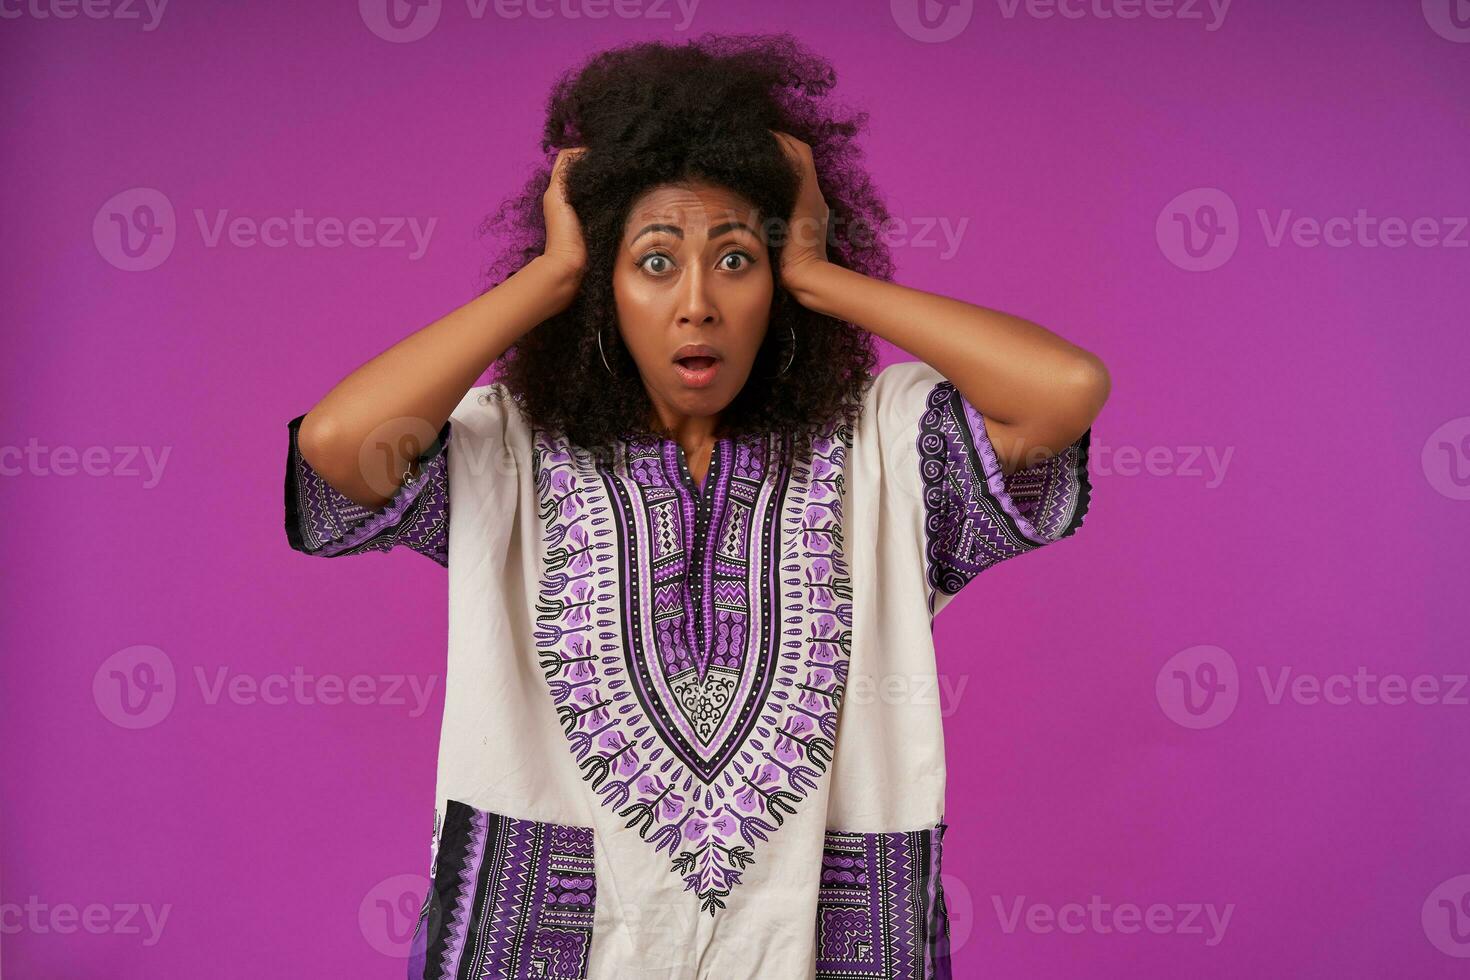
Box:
(676, 265, 717, 327)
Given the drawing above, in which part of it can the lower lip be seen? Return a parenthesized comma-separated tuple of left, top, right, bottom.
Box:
(673, 358, 721, 388)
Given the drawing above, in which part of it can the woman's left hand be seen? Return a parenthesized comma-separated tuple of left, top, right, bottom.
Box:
(771, 130, 831, 293)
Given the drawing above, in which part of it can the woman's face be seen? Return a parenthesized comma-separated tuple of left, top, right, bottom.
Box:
(612, 181, 773, 430)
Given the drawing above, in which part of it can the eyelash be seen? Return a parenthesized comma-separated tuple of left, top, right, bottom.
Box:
(637, 249, 756, 275)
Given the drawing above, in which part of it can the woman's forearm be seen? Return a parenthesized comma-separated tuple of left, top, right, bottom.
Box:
(297, 255, 582, 508)
(787, 261, 1109, 474)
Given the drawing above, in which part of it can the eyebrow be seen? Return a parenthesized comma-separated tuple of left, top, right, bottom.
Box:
(630, 220, 759, 244)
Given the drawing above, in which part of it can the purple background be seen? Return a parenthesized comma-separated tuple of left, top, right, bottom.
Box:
(4, 0, 1468, 976)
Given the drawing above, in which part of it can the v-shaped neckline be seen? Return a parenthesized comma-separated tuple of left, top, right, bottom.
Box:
(612, 430, 775, 686)
(663, 435, 730, 494)
(657, 438, 728, 682)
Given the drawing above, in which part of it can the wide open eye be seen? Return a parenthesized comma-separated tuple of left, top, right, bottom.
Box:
(638, 252, 675, 275)
(719, 250, 755, 272)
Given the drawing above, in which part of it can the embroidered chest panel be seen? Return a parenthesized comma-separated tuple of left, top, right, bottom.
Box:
(531, 424, 854, 915)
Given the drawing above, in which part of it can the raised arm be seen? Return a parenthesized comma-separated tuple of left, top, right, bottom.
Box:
(297, 148, 588, 508)
(771, 132, 1110, 476)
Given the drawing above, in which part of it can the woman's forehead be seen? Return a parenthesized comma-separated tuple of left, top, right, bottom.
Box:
(623, 182, 761, 232)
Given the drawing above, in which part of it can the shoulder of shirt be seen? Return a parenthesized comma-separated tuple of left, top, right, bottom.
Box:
(860, 359, 948, 431)
(449, 381, 531, 435)
(869, 358, 943, 392)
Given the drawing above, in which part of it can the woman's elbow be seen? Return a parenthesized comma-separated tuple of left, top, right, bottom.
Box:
(1067, 352, 1111, 421)
(296, 410, 341, 472)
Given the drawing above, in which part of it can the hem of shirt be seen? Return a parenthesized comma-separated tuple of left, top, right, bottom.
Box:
(957, 398, 1093, 546)
(283, 412, 451, 557)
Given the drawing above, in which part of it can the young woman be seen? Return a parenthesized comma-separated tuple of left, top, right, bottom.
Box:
(284, 33, 1106, 980)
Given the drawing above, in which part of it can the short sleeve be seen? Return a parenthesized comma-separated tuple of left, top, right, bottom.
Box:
(283, 413, 452, 565)
(865, 360, 1093, 616)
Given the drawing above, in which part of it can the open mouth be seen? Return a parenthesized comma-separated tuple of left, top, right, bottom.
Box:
(672, 352, 722, 388)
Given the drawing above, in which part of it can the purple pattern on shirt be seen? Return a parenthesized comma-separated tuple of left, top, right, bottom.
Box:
(283, 414, 451, 565)
(533, 421, 853, 916)
(407, 799, 597, 980)
(917, 381, 1092, 606)
(815, 821, 952, 980)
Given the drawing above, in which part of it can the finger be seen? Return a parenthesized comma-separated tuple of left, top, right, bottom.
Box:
(553, 146, 585, 173)
(549, 148, 584, 192)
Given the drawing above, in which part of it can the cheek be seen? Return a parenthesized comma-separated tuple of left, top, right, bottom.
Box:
(610, 268, 636, 323)
(612, 273, 662, 354)
(727, 284, 774, 362)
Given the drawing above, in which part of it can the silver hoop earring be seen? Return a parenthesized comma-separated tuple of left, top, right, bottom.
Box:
(597, 325, 614, 375)
(776, 323, 796, 377)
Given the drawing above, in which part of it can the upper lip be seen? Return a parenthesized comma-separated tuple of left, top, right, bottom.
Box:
(672, 344, 722, 362)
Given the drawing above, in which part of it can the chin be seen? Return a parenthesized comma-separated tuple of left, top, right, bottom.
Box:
(671, 388, 736, 415)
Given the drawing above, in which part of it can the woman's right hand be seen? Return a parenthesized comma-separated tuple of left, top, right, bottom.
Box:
(542, 146, 589, 279)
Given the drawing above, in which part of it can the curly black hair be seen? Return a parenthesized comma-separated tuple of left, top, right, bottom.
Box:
(478, 32, 894, 460)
